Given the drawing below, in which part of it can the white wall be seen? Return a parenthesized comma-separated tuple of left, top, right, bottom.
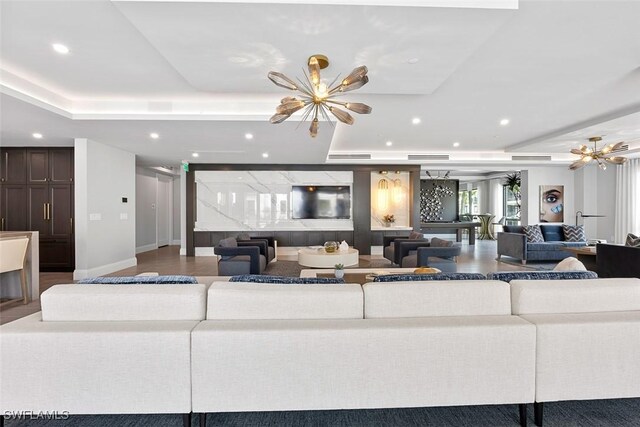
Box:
(574, 166, 616, 241)
(74, 139, 136, 279)
(521, 166, 575, 226)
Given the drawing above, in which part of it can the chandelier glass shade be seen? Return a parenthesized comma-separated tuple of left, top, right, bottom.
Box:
(268, 55, 372, 138)
(569, 136, 628, 171)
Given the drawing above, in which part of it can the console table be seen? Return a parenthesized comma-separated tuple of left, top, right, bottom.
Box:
(420, 222, 481, 245)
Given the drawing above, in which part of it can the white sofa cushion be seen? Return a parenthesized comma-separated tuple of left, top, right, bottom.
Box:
(41, 284, 207, 321)
(521, 311, 640, 402)
(0, 313, 197, 414)
(191, 316, 535, 412)
(363, 280, 511, 318)
(511, 278, 640, 315)
(206, 282, 363, 320)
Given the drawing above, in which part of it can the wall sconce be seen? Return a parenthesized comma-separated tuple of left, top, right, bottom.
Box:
(377, 178, 389, 211)
(392, 178, 404, 204)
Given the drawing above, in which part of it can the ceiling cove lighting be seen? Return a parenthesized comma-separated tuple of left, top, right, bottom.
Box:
(32, 133, 43, 139)
(149, 132, 159, 139)
(569, 136, 628, 171)
(500, 118, 510, 126)
(52, 43, 70, 54)
(268, 55, 372, 138)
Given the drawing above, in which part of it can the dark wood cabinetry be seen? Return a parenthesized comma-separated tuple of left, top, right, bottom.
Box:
(1, 147, 74, 271)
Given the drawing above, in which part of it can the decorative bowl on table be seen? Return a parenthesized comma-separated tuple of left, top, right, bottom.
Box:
(324, 241, 338, 253)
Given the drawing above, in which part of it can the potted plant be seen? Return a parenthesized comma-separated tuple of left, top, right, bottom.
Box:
(382, 214, 395, 227)
(503, 172, 522, 220)
(334, 263, 345, 279)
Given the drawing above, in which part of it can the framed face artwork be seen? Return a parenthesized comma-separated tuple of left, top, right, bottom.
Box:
(539, 185, 564, 223)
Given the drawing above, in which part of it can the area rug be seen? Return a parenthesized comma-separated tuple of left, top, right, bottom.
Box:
(497, 258, 558, 271)
(4, 398, 640, 426)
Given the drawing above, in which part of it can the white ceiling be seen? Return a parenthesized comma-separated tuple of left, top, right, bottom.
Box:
(1, 0, 640, 167)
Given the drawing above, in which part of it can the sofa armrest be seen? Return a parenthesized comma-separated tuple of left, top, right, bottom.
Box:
(497, 232, 527, 261)
(395, 240, 432, 265)
(383, 235, 409, 248)
(416, 246, 461, 265)
(216, 246, 262, 274)
(237, 240, 267, 258)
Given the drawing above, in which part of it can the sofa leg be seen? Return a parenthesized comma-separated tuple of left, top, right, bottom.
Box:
(200, 412, 206, 427)
(183, 413, 191, 427)
(519, 404, 527, 427)
(534, 402, 543, 426)
(521, 260, 527, 265)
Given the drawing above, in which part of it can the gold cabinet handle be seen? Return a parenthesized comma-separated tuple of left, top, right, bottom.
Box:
(43, 203, 47, 220)
(1, 217, 5, 231)
(47, 203, 51, 220)
(70, 217, 73, 231)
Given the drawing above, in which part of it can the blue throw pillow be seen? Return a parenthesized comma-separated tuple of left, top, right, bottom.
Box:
(373, 273, 486, 282)
(78, 275, 198, 284)
(229, 275, 345, 284)
(487, 271, 598, 283)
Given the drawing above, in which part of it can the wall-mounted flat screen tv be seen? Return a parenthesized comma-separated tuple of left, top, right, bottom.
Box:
(292, 186, 351, 219)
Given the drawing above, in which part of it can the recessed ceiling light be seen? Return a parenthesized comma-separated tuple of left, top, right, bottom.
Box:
(453, 142, 460, 147)
(500, 118, 510, 126)
(52, 43, 70, 54)
(386, 141, 393, 147)
(262, 152, 269, 158)
(192, 152, 199, 158)
(32, 133, 43, 139)
(408, 58, 419, 64)
(412, 118, 421, 125)
(149, 132, 159, 139)
(245, 133, 254, 140)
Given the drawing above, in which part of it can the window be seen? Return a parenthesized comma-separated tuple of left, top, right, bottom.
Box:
(458, 190, 470, 215)
(503, 185, 520, 224)
(470, 189, 479, 214)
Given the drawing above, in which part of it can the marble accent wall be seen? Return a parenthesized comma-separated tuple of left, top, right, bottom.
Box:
(195, 171, 354, 231)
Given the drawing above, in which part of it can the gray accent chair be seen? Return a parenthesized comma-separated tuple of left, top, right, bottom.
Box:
(216, 237, 267, 276)
(237, 234, 276, 263)
(497, 225, 586, 265)
(383, 236, 431, 266)
(401, 238, 462, 272)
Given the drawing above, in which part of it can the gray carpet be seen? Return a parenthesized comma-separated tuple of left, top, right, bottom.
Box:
(4, 399, 640, 426)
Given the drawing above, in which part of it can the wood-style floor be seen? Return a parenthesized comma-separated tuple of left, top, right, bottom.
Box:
(0, 240, 524, 325)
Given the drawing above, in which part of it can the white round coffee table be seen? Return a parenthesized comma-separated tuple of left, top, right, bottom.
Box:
(297, 247, 359, 268)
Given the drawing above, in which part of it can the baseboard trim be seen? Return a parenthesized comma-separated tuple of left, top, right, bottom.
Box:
(172, 239, 181, 246)
(136, 243, 158, 254)
(73, 257, 138, 280)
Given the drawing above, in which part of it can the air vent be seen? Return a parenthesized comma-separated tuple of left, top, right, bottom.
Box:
(408, 154, 450, 161)
(328, 154, 371, 160)
(511, 155, 552, 161)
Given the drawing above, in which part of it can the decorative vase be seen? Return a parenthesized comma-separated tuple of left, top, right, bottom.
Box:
(324, 241, 338, 253)
(334, 269, 345, 279)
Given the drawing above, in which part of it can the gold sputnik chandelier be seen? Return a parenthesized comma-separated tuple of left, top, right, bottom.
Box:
(569, 136, 628, 170)
(268, 54, 372, 138)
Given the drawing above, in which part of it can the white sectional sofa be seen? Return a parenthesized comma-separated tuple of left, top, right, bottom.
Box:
(3, 276, 640, 427)
(192, 280, 535, 426)
(0, 283, 208, 427)
(511, 278, 640, 426)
